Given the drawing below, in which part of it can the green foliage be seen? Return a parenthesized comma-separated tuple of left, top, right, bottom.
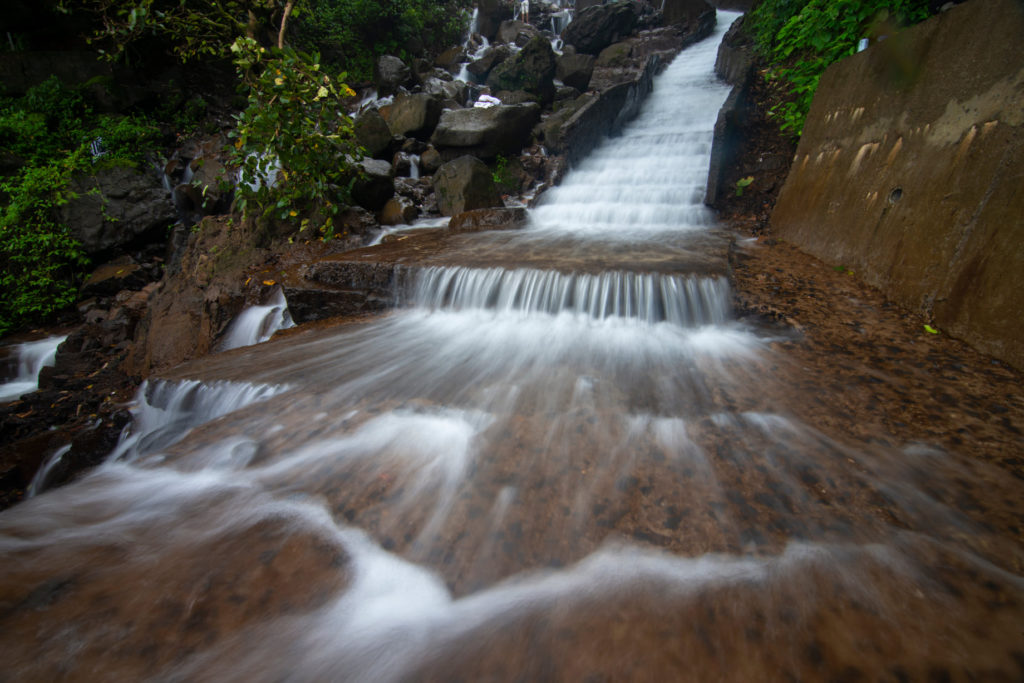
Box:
(0, 77, 159, 334)
(0, 157, 90, 335)
(227, 37, 362, 240)
(293, 0, 472, 81)
(60, 0, 295, 62)
(748, 0, 931, 135)
(734, 175, 754, 197)
(491, 154, 508, 185)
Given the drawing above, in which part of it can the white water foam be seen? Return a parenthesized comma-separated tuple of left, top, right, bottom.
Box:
(529, 22, 733, 236)
(219, 287, 294, 351)
(0, 334, 66, 403)
(407, 266, 731, 326)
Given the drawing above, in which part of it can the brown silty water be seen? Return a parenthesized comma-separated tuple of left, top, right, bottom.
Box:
(2, 16, 1023, 681)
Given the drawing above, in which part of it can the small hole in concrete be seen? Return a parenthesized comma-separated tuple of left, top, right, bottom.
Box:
(888, 187, 903, 204)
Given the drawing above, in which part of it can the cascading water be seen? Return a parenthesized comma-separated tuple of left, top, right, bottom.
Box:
(2, 15, 1023, 682)
(0, 334, 66, 403)
(219, 287, 295, 351)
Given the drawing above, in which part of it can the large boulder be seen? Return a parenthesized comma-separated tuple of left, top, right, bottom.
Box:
(562, 1, 640, 55)
(431, 103, 541, 161)
(382, 93, 444, 140)
(496, 20, 541, 46)
(380, 196, 418, 226)
(58, 163, 176, 259)
(354, 108, 395, 159)
(374, 55, 412, 97)
(352, 158, 395, 211)
(477, 0, 514, 40)
(557, 53, 596, 91)
(485, 36, 557, 104)
(421, 76, 468, 106)
(432, 156, 504, 216)
(466, 45, 513, 82)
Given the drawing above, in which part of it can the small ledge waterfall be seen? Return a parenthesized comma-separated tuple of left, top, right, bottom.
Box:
(0, 335, 66, 403)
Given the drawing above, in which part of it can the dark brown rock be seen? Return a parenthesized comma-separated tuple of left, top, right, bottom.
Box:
(374, 55, 412, 97)
(382, 93, 444, 140)
(352, 158, 395, 212)
(562, 1, 640, 55)
(431, 103, 541, 161)
(432, 156, 504, 216)
(79, 256, 147, 298)
(466, 45, 513, 82)
(58, 163, 176, 259)
(354, 109, 395, 160)
(448, 207, 529, 233)
(557, 53, 596, 91)
(486, 36, 557, 104)
(381, 197, 419, 226)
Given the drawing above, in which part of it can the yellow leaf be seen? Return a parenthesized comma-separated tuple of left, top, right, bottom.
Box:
(289, 210, 297, 217)
(262, 279, 276, 286)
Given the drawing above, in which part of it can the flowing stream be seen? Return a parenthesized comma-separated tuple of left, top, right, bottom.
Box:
(2, 15, 1023, 681)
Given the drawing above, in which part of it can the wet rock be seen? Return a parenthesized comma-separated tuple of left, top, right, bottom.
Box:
(431, 103, 541, 161)
(382, 93, 444, 140)
(662, 0, 716, 33)
(58, 162, 176, 259)
(557, 53, 596, 91)
(374, 55, 412, 97)
(715, 15, 755, 85)
(705, 70, 752, 209)
(433, 156, 504, 216)
(337, 206, 380, 238)
(496, 20, 541, 46)
(538, 51, 659, 164)
(467, 45, 513, 82)
(381, 196, 419, 226)
(355, 109, 395, 160)
(393, 151, 415, 177)
(420, 146, 443, 174)
(596, 41, 634, 68)
(477, 0, 514, 40)
(448, 207, 528, 233)
(486, 36, 557, 105)
(434, 46, 465, 72)
(79, 256, 148, 299)
(562, 1, 641, 55)
(493, 90, 540, 105)
(352, 158, 395, 212)
(421, 76, 468, 105)
(174, 156, 232, 224)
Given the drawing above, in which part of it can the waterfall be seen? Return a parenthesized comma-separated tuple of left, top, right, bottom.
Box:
(407, 266, 731, 327)
(219, 287, 294, 351)
(3, 14, 1022, 682)
(0, 335, 66, 403)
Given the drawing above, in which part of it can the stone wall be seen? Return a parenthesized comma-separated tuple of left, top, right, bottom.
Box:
(770, 0, 1024, 370)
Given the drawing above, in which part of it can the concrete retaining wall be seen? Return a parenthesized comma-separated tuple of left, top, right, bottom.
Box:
(771, 0, 1024, 369)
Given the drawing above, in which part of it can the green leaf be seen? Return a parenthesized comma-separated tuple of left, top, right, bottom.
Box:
(924, 324, 940, 335)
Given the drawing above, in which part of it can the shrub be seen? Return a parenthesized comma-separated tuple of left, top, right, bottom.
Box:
(292, 0, 472, 82)
(0, 78, 159, 334)
(227, 37, 362, 239)
(748, 0, 931, 135)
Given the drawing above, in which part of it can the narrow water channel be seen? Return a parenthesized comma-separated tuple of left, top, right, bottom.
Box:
(1, 15, 1022, 682)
